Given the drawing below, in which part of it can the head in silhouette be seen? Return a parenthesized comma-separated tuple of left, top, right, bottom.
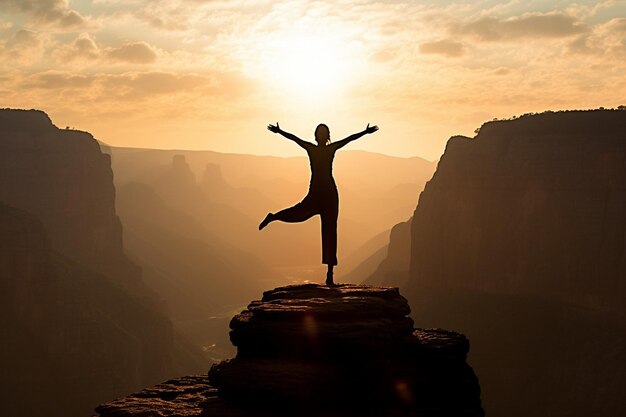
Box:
(315, 124, 331, 146)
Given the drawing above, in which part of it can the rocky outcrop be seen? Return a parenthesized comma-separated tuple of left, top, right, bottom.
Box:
(94, 376, 215, 417)
(96, 284, 483, 416)
(210, 284, 479, 415)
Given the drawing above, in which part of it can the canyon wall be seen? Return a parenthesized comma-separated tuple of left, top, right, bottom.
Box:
(406, 109, 626, 417)
(410, 110, 626, 314)
(0, 109, 190, 417)
(0, 109, 143, 289)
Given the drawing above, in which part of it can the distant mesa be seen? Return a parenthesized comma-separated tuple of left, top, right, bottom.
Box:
(96, 284, 484, 416)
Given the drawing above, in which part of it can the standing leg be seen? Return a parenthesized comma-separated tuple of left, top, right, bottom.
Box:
(320, 216, 338, 265)
(259, 197, 317, 230)
(326, 264, 335, 286)
(321, 201, 338, 285)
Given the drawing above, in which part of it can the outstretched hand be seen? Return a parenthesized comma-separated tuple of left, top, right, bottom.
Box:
(267, 122, 280, 134)
(365, 123, 379, 134)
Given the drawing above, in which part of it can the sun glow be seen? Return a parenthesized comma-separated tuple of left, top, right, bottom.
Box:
(258, 32, 355, 99)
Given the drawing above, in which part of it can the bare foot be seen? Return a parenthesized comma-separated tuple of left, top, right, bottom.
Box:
(325, 271, 335, 286)
(259, 213, 274, 230)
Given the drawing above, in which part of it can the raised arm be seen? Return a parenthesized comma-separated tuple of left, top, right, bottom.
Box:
(267, 123, 312, 150)
(330, 123, 379, 151)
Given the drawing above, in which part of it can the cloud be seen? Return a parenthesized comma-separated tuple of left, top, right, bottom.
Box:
(369, 50, 396, 63)
(0, 29, 45, 64)
(56, 33, 100, 62)
(455, 12, 587, 41)
(18, 69, 255, 102)
(102, 71, 207, 99)
(419, 39, 465, 57)
(607, 17, 626, 33)
(0, 18, 13, 30)
(567, 35, 595, 55)
(565, 17, 626, 56)
(131, 0, 204, 31)
(10, 29, 41, 48)
(105, 41, 157, 64)
(0, 0, 88, 30)
(53, 35, 159, 65)
(23, 72, 96, 89)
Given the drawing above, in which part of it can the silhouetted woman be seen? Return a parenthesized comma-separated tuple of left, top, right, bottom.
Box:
(259, 122, 379, 285)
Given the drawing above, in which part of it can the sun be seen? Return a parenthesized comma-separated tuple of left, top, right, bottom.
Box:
(258, 32, 353, 98)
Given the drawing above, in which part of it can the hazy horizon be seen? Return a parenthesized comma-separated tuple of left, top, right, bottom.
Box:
(100, 137, 437, 161)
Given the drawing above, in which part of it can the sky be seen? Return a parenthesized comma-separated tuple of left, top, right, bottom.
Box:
(0, 0, 625, 160)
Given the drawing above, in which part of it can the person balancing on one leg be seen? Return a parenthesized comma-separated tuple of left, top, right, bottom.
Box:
(259, 122, 379, 286)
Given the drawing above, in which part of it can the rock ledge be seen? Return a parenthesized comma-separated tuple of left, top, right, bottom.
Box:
(96, 284, 484, 417)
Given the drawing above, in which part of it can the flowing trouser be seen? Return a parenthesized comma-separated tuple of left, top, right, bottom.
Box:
(272, 192, 338, 266)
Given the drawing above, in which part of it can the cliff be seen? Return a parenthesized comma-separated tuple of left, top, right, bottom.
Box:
(95, 284, 484, 417)
(0, 109, 190, 417)
(363, 218, 412, 287)
(410, 109, 626, 313)
(406, 109, 626, 416)
(0, 109, 141, 290)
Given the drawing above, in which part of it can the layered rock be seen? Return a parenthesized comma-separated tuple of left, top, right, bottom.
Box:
(96, 284, 483, 417)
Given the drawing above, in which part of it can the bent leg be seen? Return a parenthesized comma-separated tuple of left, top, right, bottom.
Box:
(272, 198, 318, 223)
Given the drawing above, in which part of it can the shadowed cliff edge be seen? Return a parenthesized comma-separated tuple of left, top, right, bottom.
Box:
(95, 284, 484, 417)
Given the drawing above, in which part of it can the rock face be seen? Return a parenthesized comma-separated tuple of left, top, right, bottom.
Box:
(95, 284, 484, 417)
(405, 109, 626, 416)
(364, 219, 412, 287)
(0, 202, 176, 417)
(94, 376, 215, 417)
(0, 109, 141, 290)
(0, 109, 183, 417)
(410, 110, 626, 314)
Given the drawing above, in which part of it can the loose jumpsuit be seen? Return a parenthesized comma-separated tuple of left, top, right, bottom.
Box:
(272, 142, 339, 266)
